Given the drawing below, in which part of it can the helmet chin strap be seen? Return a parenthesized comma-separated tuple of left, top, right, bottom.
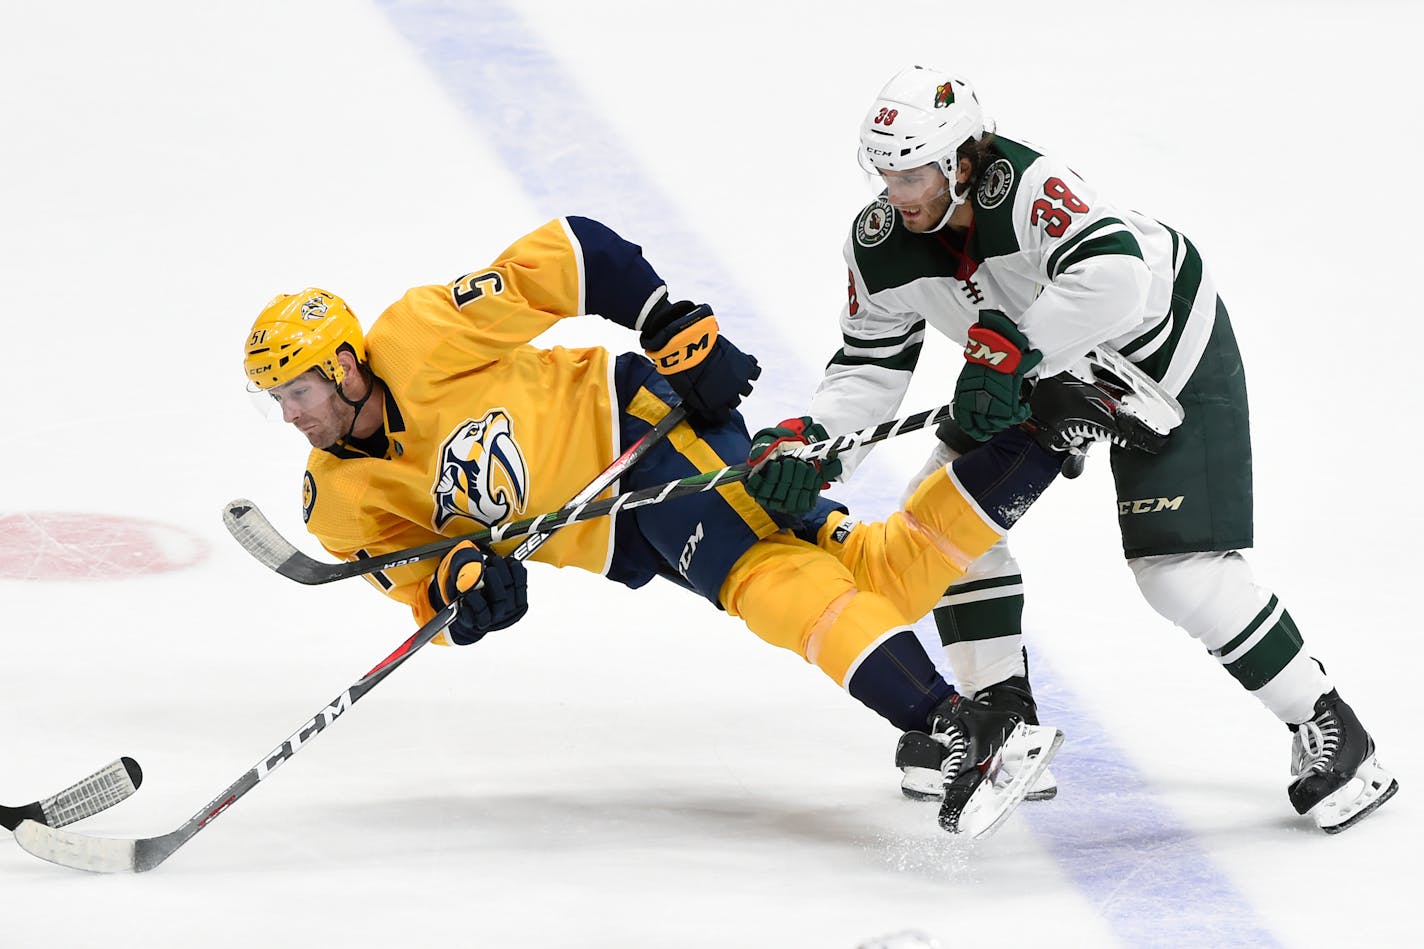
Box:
(334, 369, 375, 442)
(879, 159, 968, 234)
(920, 166, 970, 233)
(919, 196, 962, 234)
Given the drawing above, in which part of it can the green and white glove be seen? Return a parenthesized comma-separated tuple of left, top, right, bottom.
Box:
(953, 310, 1043, 441)
(744, 417, 843, 515)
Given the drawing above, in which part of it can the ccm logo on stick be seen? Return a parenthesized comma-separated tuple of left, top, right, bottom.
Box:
(257, 692, 354, 779)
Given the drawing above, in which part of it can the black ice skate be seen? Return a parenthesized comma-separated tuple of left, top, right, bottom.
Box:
(1288, 689, 1398, 833)
(895, 674, 1057, 802)
(976, 676, 1057, 801)
(1024, 345, 1184, 476)
(901, 694, 1062, 838)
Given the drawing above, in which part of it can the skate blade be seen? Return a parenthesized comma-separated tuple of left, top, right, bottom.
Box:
(1080, 346, 1184, 436)
(1312, 754, 1399, 834)
(905, 764, 1058, 802)
(956, 723, 1064, 839)
(1025, 766, 1059, 801)
(900, 766, 944, 801)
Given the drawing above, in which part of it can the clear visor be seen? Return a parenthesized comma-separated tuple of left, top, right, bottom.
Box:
(246, 370, 338, 423)
(859, 156, 956, 212)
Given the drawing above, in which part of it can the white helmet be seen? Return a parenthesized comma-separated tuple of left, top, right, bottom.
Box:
(858, 66, 992, 227)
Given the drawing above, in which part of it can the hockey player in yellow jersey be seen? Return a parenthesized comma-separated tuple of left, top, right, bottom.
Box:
(243, 215, 1080, 835)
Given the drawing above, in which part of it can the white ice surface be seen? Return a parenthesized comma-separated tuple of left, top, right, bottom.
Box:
(1, 2, 1419, 947)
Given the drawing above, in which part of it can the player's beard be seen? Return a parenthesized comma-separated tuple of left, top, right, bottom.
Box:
(896, 185, 955, 233)
(297, 390, 356, 449)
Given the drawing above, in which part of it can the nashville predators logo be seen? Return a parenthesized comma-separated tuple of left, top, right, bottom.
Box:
(299, 296, 329, 320)
(432, 409, 530, 530)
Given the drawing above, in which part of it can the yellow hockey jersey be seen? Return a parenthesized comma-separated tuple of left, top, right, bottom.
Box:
(300, 217, 669, 637)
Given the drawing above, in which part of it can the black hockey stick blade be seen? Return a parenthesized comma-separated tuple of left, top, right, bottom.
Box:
(2, 757, 143, 832)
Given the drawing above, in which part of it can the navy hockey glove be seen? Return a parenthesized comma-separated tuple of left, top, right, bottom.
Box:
(427, 541, 529, 646)
(744, 417, 843, 515)
(953, 310, 1044, 442)
(640, 299, 761, 426)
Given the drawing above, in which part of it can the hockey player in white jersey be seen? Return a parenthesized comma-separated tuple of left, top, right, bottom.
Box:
(744, 65, 1396, 833)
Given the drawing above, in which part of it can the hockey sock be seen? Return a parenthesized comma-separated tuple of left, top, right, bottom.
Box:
(845, 629, 958, 732)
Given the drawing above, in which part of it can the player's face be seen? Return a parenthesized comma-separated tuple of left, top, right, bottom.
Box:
(880, 164, 954, 232)
(269, 370, 351, 448)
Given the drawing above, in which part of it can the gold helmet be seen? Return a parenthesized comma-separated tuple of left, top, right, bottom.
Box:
(243, 289, 365, 391)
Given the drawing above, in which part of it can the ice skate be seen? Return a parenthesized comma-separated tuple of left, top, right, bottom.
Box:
(975, 675, 1058, 800)
(1288, 689, 1398, 834)
(896, 673, 1057, 801)
(913, 694, 1062, 838)
(1024, 346, 1185, 475)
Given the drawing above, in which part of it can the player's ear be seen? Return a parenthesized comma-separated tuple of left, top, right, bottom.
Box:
(335, 347, 366, 395)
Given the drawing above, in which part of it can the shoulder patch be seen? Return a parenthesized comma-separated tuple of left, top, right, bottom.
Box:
(855, 197, 896, 248)
(976, 158, 1015, 210)
(302, 471, 317, 523)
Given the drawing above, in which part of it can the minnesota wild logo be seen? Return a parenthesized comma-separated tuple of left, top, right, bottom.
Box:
(934, 82, 955, 109)
(976, 158, 1015, 210)
(855, 196, 895, 247)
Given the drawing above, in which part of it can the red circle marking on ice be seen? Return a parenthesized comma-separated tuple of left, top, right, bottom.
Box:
(0, 512, 210, 581)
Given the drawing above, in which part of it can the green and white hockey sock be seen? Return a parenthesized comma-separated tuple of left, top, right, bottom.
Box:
(1210, 596, 1330, 724)
(1130, 552, 1331, 725)
(935, 572, 1026, 698)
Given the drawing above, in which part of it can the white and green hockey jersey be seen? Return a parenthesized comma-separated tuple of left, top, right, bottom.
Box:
(811, 135, 1217, 474)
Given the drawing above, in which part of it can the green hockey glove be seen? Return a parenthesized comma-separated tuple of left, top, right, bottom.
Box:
(744, 417, 843, 515)
(953, 311, 1044, 441)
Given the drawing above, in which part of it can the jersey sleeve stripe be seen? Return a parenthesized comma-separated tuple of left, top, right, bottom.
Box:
(827, 343, 923, 372)
(1117, 312, 1174, 360)
(1045, 217, 1137, 278)
(840, 321, 927, 350)
(1050, 228, 1145, 279)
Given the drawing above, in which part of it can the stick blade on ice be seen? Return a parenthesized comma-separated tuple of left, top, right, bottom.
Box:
(223, 499, 301, 574)
(13, 820, 140, 873)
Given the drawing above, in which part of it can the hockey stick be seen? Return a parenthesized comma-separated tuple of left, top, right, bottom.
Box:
(11, 406, 686, 874)
(13, 608, 457, 872)
(225, 402, 952, 586)
(1, 757, 143, 832)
